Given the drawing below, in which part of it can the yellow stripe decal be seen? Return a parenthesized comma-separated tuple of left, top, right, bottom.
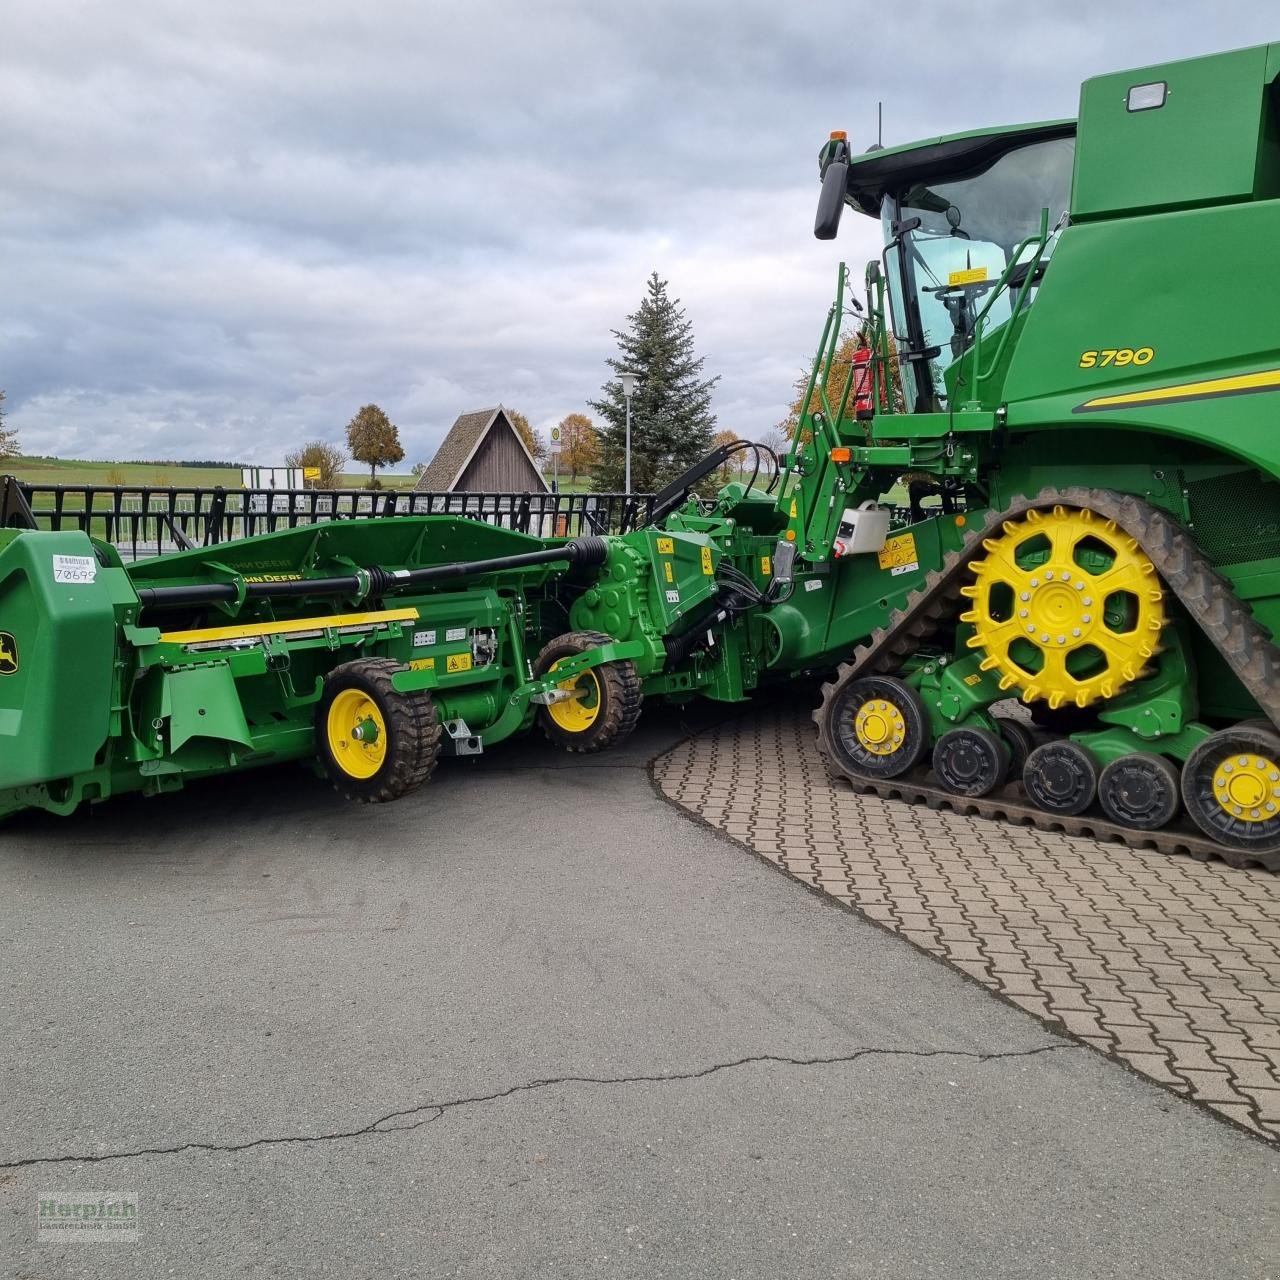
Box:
(158, 608, 419, 646)
(1075, 368, 1280, 413)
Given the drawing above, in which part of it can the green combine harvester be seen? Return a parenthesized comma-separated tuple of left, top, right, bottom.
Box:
(2, 43, 1278, 869)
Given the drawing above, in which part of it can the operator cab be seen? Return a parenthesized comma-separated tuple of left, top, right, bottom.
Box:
(816, 122, 1076, 412)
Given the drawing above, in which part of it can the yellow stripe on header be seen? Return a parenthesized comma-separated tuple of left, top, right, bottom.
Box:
(1075, 368, 1280, 413)
(158, 608, 419, 646)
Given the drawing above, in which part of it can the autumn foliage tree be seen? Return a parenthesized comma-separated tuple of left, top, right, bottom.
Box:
(506, 409, 546, 463)
(557, 413, 600, 483)
(285, 440, 346, 488)
(345, 404, 404, 487)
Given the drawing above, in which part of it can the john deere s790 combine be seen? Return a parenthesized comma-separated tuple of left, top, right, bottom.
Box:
(2, 44, 1278, 868)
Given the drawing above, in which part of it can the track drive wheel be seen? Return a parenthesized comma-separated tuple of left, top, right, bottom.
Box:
(933, 726, 1011, 797)
(1023, 740, 1099, 816)
(1097, 753, 1181, 831)
(1181, 725, 1280, 855)
(317, 659, 442, 803)
(533, 630, 642, 753)
(820, 674, 930, 780)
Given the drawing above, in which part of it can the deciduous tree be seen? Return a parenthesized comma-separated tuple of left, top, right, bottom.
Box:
(557, 412, 600, 483)
(345, 404, 404, 487)
(506, 409, 545, 462)
(589, 273, 718, 493)
(0, 390, 19, 460)
(286, 440, 346, 488)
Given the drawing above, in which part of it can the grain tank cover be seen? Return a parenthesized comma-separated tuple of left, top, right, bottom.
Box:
(1071, 42, 1280, 218)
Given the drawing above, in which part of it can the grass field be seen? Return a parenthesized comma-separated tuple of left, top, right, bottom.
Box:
(2, 457, 421, 490)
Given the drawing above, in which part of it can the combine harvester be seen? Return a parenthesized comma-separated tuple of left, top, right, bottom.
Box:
(1, 43, 1278, 869)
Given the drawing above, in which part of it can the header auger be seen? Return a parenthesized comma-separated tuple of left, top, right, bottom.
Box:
(3, 42, 1279, 870)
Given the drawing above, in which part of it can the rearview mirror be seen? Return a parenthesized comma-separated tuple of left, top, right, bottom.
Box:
(814, 160, 849, 241)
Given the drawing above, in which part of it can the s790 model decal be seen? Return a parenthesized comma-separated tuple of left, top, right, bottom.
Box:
(1079, 347, 1154, 368)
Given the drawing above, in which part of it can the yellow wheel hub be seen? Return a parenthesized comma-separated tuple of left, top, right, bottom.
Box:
(326, 688, 387, 779)
(1212, 753, 1280, 823)
(546, 661, 602, 734)
(854, 699, 906, 757)
(960, 505, 1165, 709)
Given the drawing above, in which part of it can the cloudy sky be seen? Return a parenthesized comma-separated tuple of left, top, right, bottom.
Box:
(1, 1, 1273, 468)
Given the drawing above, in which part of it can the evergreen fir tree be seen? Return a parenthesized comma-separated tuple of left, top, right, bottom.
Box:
(589, 273, 718, 492)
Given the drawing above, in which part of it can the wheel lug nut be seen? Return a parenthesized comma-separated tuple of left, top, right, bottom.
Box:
(1075, 582, 1084, 591)
(1019, 609, 1029, 618)
(1071, 627, 1081, 637)
(1020, 591, 1030, 602)
(1082, 615, 1092, 624)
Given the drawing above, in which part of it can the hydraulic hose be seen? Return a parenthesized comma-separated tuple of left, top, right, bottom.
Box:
(134, 537, 610, 611)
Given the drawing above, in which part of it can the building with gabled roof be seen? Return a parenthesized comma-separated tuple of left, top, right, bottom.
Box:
(415, 406, 547, 493)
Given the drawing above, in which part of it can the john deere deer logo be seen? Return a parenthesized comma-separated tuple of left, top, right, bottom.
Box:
(0, 633, 17, 675)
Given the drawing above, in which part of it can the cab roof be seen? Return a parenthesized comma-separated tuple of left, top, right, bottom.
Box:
(842, 119, 1076, 218)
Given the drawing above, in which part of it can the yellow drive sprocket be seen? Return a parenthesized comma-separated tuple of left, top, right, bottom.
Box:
(959, 505, 1165, 709)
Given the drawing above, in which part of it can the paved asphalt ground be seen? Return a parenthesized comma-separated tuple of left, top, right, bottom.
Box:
(2, 708, 1277, 1278)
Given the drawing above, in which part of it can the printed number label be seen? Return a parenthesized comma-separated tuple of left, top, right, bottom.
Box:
(52, 554, 97, 584)
(803, 579, 823, 593)
(1079, 347, 1154, 369)
(665, 589, 680, 604)
(445, 627, 467, 642)
(446, 653, 472, 673)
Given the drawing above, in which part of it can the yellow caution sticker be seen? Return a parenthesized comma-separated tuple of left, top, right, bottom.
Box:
(963, 672, 982, 687)
(948, 266, 988, 286)
(877, 532, 920, 575)
(789, 499, 798, 518)
(408, 657, 435, 671)
(663, 561, 674, 583)
(446, 653, 472, 673)
(700, 546, 714, 576)
(656, 537, 675, 555)
(761, 555, 772, 576)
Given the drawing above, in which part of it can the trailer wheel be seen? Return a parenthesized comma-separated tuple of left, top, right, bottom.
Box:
(316, 659, 442, 803)
(533, 630, 642, 753)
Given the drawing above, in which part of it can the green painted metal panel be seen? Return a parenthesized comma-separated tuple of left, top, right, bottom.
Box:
(1073, 44, 1276, 218)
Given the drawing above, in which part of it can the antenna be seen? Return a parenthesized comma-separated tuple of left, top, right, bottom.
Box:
(877, 101, 883, 148)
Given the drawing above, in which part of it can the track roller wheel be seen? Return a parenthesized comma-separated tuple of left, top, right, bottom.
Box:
(1023, 740, 1099, 816)
(993, 716, 1036, 780)
(1097, 753, 1181, 831)
(822, 675, 929, 779)
(932, 726, 1011, 797)
(532, 630, 642, 753)
(1181, 725, 1280, 856)
(316, 659, 442, 803)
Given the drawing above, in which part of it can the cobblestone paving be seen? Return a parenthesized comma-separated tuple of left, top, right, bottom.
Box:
(652, 703, 1280, 1139)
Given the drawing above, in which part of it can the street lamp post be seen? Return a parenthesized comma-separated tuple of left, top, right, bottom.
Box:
(618, 370, 637, 494)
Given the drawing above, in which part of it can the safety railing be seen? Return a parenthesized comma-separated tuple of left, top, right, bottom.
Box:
(0, 477, 657, 561)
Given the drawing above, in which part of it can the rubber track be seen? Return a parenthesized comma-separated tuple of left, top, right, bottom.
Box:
(814, 485, 1280, 871)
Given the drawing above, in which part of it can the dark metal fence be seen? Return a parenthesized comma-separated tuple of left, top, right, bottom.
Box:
(0, 476, 658, 561)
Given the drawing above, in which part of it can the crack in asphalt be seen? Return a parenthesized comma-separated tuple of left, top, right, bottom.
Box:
(0, 1042, 1077, 1170)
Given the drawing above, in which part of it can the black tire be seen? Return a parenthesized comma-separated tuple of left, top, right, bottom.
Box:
(993, 716, 1037, 780)
(933, 726, 1011, 798)
(316, 659, 441, 803)
(1097, 753, 1181, 831)
(1023, 740, 1100, 816)
(1181, 725, 1280, 854)
(533, 630, 642, 753)
(826, 675, 930, 780)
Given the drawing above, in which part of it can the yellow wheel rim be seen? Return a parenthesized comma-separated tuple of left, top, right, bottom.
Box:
(546, 661, 602, 734)
(326, 688, 388, 779)
(960, 505, 1165, 709)
(854, 698, 906, 757)
(1212, 752, 1280, 823)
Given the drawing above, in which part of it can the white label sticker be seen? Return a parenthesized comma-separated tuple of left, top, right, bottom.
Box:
(665, 589, 680, 604)
(445, 627, 467, 642)
(890, 562, 920, 577)
(53, 554, 97, 584)
(804, 578, 823, 592)
(413, 629, 436, 647)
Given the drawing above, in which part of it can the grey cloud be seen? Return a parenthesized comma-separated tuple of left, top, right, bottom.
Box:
(1, 0, 1273, 464)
